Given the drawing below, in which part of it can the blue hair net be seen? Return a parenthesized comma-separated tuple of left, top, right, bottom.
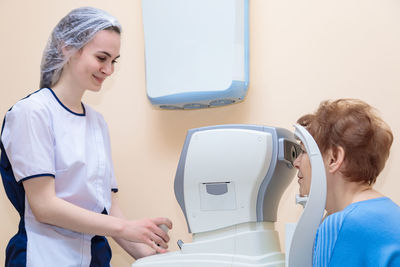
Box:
(40, 7, 122, 88)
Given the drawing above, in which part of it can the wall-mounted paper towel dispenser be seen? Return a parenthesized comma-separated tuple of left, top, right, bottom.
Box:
(142, 0, 249, 109)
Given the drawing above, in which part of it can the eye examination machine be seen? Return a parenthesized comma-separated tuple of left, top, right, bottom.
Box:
(133, 124, 326, 267)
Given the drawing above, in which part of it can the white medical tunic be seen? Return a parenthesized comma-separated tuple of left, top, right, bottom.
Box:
(0, 88, 118, 267)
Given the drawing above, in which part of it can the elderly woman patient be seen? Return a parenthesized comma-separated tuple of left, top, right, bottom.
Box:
(294, 98, 400, 267)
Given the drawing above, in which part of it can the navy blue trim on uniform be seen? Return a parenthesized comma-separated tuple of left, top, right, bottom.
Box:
(90, 209, 112, 267)
(1, 121, 28, 266)
(111, 188, 118, 193)
(0, 140, 26, 217)
(19, 173, 56, 183)
(1, 115, 6, 135)
(5, 218, 27, 267)
(45, 88, 86, 116)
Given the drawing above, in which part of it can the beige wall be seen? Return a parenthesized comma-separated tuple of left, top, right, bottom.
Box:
(1, 0, 400, 265)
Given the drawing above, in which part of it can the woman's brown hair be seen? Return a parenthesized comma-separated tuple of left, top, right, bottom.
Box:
(297, 99, 393, 185)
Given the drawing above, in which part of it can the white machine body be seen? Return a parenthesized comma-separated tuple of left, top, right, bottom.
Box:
(183, 128, 272, 233)
(133, 124, 312, 267)
(133, 222, 284, 266)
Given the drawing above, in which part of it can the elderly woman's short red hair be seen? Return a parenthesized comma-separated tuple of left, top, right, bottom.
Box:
(297, 99, 393, 185)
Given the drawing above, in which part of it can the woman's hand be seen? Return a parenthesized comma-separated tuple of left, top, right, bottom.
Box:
(110, 194, 173, 257)
(119, 217, 172, 253)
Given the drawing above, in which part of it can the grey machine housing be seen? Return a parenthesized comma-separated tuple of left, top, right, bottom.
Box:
(174, 124, 301, 233)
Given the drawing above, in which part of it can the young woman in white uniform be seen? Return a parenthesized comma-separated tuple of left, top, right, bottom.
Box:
(0, 7, 172, 267)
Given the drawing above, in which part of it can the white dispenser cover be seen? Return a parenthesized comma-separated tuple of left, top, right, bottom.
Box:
(142, 0, 249, 109)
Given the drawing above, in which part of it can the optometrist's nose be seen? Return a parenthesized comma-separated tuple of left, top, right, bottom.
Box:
(101, 63, 114, 76)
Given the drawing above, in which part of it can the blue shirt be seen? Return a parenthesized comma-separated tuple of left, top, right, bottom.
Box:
(313, 197, 400, 267)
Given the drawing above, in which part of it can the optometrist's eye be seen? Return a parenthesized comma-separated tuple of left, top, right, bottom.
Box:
(111, 59, 118, 64)
(97, 56, 107, 62)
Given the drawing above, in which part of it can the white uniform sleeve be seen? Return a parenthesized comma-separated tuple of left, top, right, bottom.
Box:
(1, 100, 55, 182)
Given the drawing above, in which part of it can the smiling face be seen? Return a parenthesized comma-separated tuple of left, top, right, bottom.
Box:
(66, 29, 121, 92)
(293, 143, 312, 196)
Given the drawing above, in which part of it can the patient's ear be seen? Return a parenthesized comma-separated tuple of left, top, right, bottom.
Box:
(325, 146, 345, 174)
